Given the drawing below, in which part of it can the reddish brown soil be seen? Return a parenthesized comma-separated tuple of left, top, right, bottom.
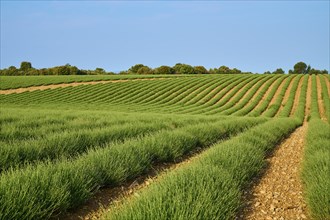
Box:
(239, 124, 309, 220)
(0, 78, 167, 95)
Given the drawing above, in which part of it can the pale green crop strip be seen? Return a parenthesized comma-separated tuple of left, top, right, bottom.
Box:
(130, 77, 201, 106)
(302, 119, 330, 220)
(163, 76, 229, 113)
(127, 79, 185, 105)
(277, 75, 303, 117)
(119, 79, 177, 104)
(205, 76, 263, 115)
(0, 75, 183, 90)
(0, 122, 176, 171)
(167, 77, 223, 106)
(140, 77, 209, 106)
(292, 75, 309, 123)
(262, 75, 295, 117)
(219, 75, 274, 115)
(187, 75, 256, 115)
(318, 75, 330, 122)
(105, 118, 300, 220)
(233, 75, 282, 116)
(247, 75, 287, 117)
(180, 76, 228, 105)
(176, 75, 246, 114)
(196, 75, 243, 105)
(0, 117, 265, 220)
(309, 75, 320, 119)
(105, 79, 174, 104)
(143, 77, 205, 107)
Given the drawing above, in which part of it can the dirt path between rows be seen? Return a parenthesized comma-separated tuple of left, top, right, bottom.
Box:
(289, 75, 304, 116)
(263, 77, 289, 115)
(252, 77, 280, 110)
(215, 78, 253, 106)
(55, 147, 205, 220)
(317, 75, 327, 121)
(0, 78, 167, 95)
(275, 76, 296, 116)
(239, 124, 309, 220)
(323, 74, 330, 97)
(305, 75, 312, 121)
(239, 76, 312, 220)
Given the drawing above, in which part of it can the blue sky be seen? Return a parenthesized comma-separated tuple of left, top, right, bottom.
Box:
(1, 1, 329, 73)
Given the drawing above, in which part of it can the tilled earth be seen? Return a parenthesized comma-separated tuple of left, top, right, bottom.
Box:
(239, 125, 309, 220)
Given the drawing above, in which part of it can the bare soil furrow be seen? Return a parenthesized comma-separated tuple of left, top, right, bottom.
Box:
(289, 75, 304, 116)
(0, 78, 167, 95)
(317, 75, 327, 121)
(275, 76, 296, 116)
(56, 147, 205, 220)
(252, 77, 279, 110)
(239, 124, 309, 220)
(264, 77, 289, 113)
(305, 75, 312, 121)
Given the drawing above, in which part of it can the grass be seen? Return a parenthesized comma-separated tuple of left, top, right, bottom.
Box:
(0, 74, 328, 220)
(0, 116, 265, 220)
(105, 118, 300, 220)
(0, 74, 190, 90)
(302, 119, 330, 220)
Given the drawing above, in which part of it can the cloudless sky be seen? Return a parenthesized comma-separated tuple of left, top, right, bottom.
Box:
(1, 1, 329, 73)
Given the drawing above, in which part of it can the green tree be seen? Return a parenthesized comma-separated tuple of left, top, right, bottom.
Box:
(20, 61, 32, 71)
(218, 66, 230, 74)
(154, 66, 175, 74)
(293, 62, 308, 74)
(263, 71, 272, 74)
(173, 64, 196, 74)
(95, 68, 106, 74)
(320, 70, 329, 74)
(231, 68, 242, 74)
(194, 66, 208, 74)
(308, 68, 320, 75)
(272, 68, 285, 74)
(137, 66, 154, 74)
(128, 64, 146, 74)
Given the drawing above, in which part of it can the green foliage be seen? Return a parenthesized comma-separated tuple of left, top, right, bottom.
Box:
(173, 63, 196, 74)
(302, 119, 330, 220)
(0, 73, 327, 220)
(20, 61, 32, 71)
(106, 118, 299, 220)
(128, 64, 147, 74)
(293, 62, 308, 74)
(272, 68, 285, 74)
(0, 114, 264, 220)
(154, 65, 175, 74)
(137, 66, 154, 74)
(194, 66, 208, 74)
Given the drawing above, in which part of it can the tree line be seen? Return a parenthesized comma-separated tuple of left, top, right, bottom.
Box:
(0, 61, 328, 76)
